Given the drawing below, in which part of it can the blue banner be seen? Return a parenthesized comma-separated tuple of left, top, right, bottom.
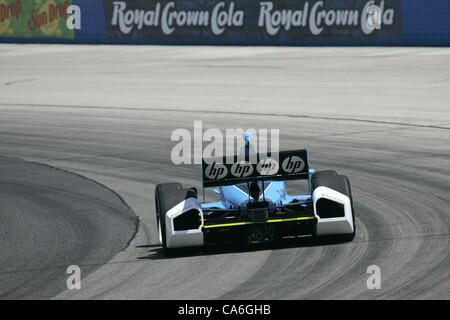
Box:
(0, 0, 449, 45)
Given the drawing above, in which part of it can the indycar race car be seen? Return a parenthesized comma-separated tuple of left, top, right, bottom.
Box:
(155, 135, 355, 255)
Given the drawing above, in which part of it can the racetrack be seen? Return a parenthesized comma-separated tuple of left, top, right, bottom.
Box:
(0, 44, 448, 299)
(0, 157, 137, 299)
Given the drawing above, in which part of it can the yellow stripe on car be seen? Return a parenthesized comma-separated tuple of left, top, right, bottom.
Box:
(203, 216, 315, 229)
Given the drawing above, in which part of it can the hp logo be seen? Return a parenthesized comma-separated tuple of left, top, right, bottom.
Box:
(231, 161, 253, 178)
(205, 162, 228, 180)
(282, 156, 305, 173)
(256, 158, 279, 176)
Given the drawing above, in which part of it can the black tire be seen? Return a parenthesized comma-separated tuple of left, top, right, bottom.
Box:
(311, 174, 355, 242)
(155, 183, 198, 256)
(343, 175, 356, 241)
(312, 170, 338, 178)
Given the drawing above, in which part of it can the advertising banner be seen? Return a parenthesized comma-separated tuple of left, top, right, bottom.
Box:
(0, 0, 449, 45)
(0, 0, 74, 39)
(102, 0, 402, 43)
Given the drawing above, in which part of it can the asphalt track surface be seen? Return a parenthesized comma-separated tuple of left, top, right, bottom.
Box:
(0, 45, 448, 299)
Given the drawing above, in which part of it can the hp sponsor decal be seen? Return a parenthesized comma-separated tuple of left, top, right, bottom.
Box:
(256, 158, 279, 176)
(231, 161, 253, 178)
(205, 162, 228, 180)
(282, 156, 305, 173)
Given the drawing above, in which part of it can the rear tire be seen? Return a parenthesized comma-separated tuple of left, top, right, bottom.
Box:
(155, 183, 198, 256)
(312, 170, 337, 178)
(312, 172, 356, 242)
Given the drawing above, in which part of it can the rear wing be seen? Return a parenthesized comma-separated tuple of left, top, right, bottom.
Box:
(202, 149, 309, 188)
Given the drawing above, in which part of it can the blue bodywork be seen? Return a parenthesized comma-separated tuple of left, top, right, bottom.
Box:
(201, 170, 316, 214)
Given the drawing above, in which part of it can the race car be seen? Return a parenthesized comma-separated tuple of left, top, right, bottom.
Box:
(155, 134, 355, 255)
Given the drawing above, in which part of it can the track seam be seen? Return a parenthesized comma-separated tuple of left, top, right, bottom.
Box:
(1, 102, 448, 130)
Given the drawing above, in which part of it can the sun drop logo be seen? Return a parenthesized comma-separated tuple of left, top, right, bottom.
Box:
(0, 0, 21, 35)
(28, 0, 70, 35)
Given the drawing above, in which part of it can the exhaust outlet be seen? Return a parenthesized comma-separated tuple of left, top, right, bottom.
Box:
(252, 230, 265, 242)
